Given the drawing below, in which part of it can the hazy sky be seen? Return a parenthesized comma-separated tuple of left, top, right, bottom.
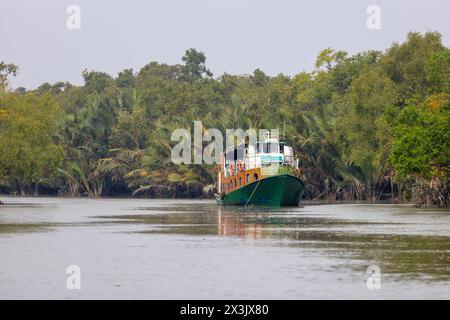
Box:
(1, 0, 449, 89)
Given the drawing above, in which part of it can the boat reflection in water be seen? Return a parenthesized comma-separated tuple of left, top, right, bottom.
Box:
(212, 205, 450, 281)
(1, 198, 449, 299)
(217, 209, 270, 239)
(216, 206, 297, 239)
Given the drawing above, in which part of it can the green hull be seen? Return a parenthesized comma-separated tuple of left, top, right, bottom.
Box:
(217, 174, 304, 206)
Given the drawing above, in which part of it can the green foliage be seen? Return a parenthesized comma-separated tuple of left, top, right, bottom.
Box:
(0, 92, 62, 194)
(426, 50, 450, 93)
(180, 48, 213, 81)
(82, 69, 113, 93)
(315, 48, 347, 71)
(387, 95, 450, 207)
(0, 62, 18, 92)
(116, 69, 136, 88)
(0, 32, 448, 206)
(389, 97, 449, 179)
(335, 69, 395, 187)
(380, 31, 446, 104)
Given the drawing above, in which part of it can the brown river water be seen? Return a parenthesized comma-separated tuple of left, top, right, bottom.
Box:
(0, 196, 449, 299)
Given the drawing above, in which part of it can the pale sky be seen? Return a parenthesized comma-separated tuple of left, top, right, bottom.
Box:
(1, 0, 449, 89)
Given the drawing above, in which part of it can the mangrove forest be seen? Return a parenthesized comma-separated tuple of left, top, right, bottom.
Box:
(0, 31, 449, 207)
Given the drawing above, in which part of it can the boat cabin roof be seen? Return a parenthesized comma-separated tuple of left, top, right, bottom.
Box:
(224, 141, 288, 162)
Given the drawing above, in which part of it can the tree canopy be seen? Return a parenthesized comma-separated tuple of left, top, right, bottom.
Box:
(0, 34, 448, 206)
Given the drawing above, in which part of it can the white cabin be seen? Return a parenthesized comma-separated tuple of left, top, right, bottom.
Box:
(222, 135, 299, 178)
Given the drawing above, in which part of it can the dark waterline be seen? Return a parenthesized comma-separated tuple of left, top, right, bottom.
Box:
(0, 197, 449, 299)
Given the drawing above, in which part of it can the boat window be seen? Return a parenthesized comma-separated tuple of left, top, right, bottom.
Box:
(246, 174, 250, 183)
(236, 145, 245, 160)
(239, 176, 242, 187)
(270, 142, 279, 153)
(253, 173, 259, 181)
(257, 143, 267, 153)
(258, 142, 279, 153)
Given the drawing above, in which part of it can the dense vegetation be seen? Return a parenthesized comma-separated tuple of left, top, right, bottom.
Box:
(0, 32, 449, 207)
